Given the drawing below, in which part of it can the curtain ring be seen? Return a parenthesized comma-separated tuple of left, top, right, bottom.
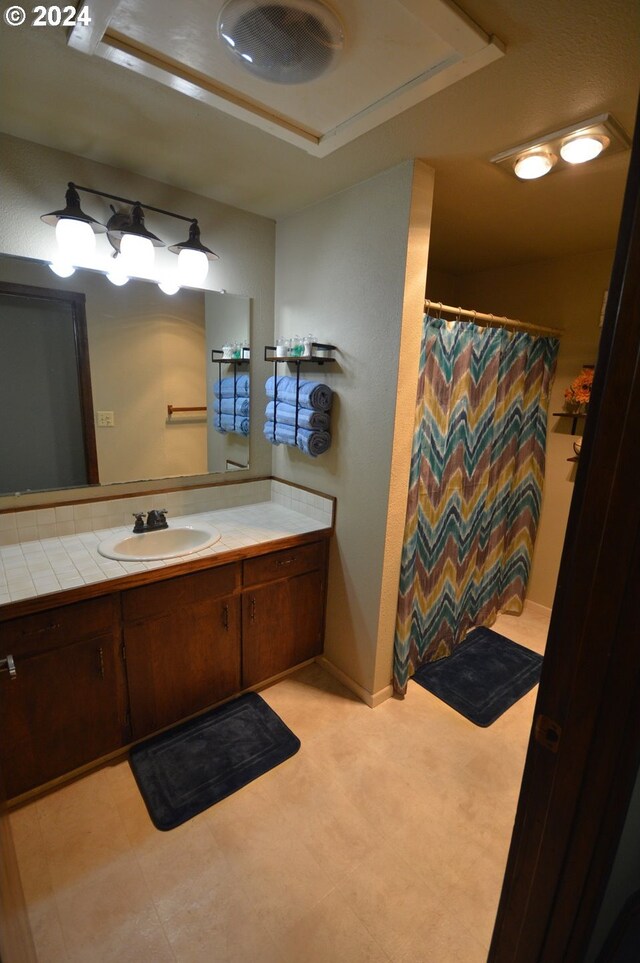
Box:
(437, 301, 443, 319)
(471, 310, 477, 327)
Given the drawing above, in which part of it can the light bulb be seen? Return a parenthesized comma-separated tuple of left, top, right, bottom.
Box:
(49, 259, 76, 278)
(177, 248, 209, 286)
(106, 257, 129, 286)
(55, 217, 95, 262)
(120, 233, 155, 276)
(158, 277, 180, 295)
(560, 135, 607, 164)
(513, 151, 555, 180)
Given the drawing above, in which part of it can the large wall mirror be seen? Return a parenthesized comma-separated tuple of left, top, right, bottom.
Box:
(0, 254, 250, 497)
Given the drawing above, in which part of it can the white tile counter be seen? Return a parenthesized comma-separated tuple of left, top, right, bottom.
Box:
(0, 482, 334, 608)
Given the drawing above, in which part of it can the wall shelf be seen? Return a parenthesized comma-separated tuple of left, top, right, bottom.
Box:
(264, 342, 336, 365)
(553, 411, 587, 435)
(211, 349, 250, 435)
(264, 343, 336, 445)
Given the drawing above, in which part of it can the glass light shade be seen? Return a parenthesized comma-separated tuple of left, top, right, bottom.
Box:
(513, 151, 555, 180)
(158, 276, 180, 295)
(55, 217, 96, 262)
(106, 257, 129, 287)
(119, 233, 155, 275)
(560, 135, 607, 164)
(49, 259, 76, 278)
(177, 248, 209, 286)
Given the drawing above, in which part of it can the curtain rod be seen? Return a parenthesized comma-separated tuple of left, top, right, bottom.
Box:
(424, 300, 563, 338)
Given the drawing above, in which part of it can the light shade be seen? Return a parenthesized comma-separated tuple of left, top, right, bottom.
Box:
(168, 221, 218, 285)
(55, 217, 96, 261)
(106, 255, 129, 286)
(49, 260, 76, 278)
(514, 151, 555, 180)
(177, 249, 209, 285)
(560, 135, 608, 164)
(120, 233, 155, 275)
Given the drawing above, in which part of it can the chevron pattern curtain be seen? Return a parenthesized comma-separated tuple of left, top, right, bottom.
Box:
(393, 316, 559, 695)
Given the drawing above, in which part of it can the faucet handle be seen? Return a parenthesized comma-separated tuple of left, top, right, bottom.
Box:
(132, 512, 146, 532)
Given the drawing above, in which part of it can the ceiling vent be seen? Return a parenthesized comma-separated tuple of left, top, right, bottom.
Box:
(217, 0, 345, 84)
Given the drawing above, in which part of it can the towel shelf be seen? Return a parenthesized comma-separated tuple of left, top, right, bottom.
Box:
(211, 350, 250, 435)
(264, 345, 336, 447)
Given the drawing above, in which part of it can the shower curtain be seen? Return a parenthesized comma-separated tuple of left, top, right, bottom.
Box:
(393, 315, 559, 695)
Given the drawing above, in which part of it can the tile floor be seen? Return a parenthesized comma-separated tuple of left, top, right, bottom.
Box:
(10, 602, 550, 963)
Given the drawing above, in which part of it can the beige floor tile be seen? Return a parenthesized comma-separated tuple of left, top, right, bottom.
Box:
(335, 838, 448, 960)
(26, 897, 70, 963)
(277, 887, 391, 963)
(161, 882, 282, 963)
(396, 906, 488, 963)
(53, 852, 174, 963)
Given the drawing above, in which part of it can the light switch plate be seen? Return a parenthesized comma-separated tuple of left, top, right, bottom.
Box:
(97, 411, 115, 427)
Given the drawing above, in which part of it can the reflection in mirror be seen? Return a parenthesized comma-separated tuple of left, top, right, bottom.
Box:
(0, 254, 250, 496)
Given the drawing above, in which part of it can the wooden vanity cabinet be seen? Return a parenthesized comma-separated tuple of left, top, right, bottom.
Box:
(0, 535, 329, 798)
(0, 595, 127, 799)
(122, 563, 242, 739)
(242, 541, 327, 687)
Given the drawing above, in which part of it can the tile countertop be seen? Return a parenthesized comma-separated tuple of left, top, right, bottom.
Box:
(0, 501, 332, 609)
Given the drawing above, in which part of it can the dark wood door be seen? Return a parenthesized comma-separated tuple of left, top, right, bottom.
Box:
(489, 98, 640, 960)
(0, 635, 128, 800)
(242, 569, 325, 687)
(125, 594, 241, 739)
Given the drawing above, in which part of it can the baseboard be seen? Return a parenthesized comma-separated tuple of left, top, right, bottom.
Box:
(315, 656, 393, 708)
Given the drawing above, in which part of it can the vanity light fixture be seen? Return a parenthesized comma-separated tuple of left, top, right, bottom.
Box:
(491, 113, 630, 181)
(41, 183, 219, 287)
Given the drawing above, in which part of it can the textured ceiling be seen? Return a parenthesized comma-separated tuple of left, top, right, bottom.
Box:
(0, 0, 638, 273)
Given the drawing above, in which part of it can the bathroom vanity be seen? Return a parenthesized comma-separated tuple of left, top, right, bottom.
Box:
(0, 485, 332, 800)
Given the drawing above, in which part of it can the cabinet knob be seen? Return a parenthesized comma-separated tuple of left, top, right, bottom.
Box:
(250, 597, 256, 623)
(0, 654, 17, 680)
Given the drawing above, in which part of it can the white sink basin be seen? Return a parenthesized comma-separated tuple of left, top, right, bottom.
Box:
(98, 523, 221, 561)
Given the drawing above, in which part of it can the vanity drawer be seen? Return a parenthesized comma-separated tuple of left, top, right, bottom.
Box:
(1, 595, 117, 658)
(243, 540, 326, 587)
(122, 562, 241, 622)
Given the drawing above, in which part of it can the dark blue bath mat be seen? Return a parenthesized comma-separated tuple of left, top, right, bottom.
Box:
(411, 626, 543, 727)
(130, 692, 300, 830)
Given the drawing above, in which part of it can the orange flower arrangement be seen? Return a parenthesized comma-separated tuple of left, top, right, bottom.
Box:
(564, 366, 594, 411)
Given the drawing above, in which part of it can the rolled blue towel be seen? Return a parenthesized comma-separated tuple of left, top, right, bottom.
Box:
(265, 376, 332, 411)
(265, 401, 330, 431)
(213, 413, 249, 435)
(263, 421, 331, 457)
(213, 374, 250, 398)
(215, 397, 250, 416)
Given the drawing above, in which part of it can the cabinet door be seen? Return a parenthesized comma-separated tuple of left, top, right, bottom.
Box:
(242, 569, 324, 687)
(0, 635, 128, 799)
(125, 594, 241, 739)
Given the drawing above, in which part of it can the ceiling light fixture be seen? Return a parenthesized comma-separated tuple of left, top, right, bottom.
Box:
(491, 113, 630, 181)
(560, 134, 608, 165)
(41, 183, 219, 287)
(513, 151, 556, 180)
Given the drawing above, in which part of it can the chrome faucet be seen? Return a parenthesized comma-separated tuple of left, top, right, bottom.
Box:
(132, 509, 169, 533)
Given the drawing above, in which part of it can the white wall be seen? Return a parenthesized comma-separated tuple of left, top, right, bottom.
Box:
(0, 132, 275, 507)
(273, 161, 434, 699)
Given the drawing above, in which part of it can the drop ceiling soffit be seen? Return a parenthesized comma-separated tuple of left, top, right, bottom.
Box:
(68, 0, 505, 156)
